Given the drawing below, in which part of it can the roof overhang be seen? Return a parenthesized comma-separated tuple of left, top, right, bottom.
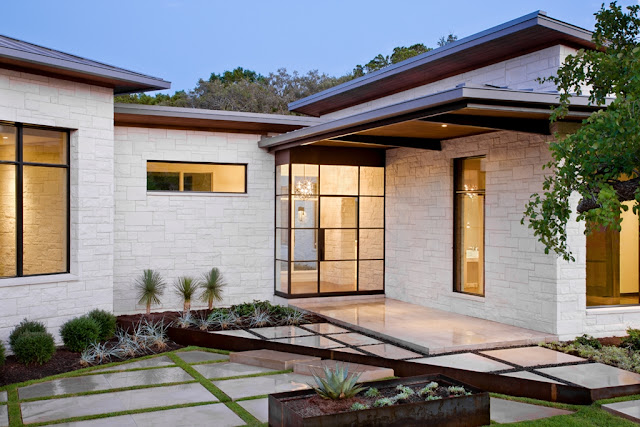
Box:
(289, 11, 596, 117)
(260, 85, 608, 152)
(114, 104, 324, 134)
(0, 35, 170, 94)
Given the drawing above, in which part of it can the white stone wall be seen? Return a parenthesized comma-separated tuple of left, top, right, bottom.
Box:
(0, 69, 115, 343)
(323, 45, 577, 120)
(113, 127, 274, 314)
(385, 130, 561, 333)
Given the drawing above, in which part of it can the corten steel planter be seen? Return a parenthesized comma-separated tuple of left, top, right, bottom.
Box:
(268, 374, 490, 427)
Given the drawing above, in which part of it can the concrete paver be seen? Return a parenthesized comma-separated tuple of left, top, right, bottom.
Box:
(0, 405, 7, 427)
(230, 349, 320, 370)
(213, 372, 311, 400)
(481, 346, 585, 367)
(271, 335, 344, 349)
(602, 399, 640, 423)
(0, 392, 6, 402)
(21, 383, 215, 424)
(501, 370, 562, 384)
(91, 356, 174, 372)
(293, 359, 394, 382)
(332, 347, 366, 355)
(44, 414, 137, 427)
(194, 362, 276, 379)
(412, 353, 512, 372)
(238, 398, 269, 423)
(330, 332, 382, 346)
(490, 397, 572, 423)
(359, 343, 423, 359)
(250, 326, 313, 339)
(175, 350, 229, 364)
(536, 363, 640, 389)
(209, 329, 259, 339)
(302, 323, 350, 334)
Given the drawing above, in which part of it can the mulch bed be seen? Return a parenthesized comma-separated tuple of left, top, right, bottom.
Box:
(0, 342, 183, 387)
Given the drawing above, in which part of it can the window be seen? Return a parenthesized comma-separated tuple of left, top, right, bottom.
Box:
(454, 157, 485, 296)
(586, 201, 639, 306)
(147, 161, 246, 193)
(0, 123, 69, 278)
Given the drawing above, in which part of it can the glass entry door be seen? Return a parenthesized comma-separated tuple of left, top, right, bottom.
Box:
(276, 161, 384, 297)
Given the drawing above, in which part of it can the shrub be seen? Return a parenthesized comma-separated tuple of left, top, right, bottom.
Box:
(622, 328, 640, 351)
(87, 309, 117, 341)
(574, 334, 602, 349)
(174, 276, 199, 312)
(60, 316, 101, 352)
(13, 331, 55, 365)
(136, 269, 166, 315)
(0, 341, 5, 367)
(9, 319, 47, 351)
(200, 267, 226, 310)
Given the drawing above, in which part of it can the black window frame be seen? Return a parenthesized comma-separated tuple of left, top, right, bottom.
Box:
(146, 160, 248, 194)
(0, 122, 71, 278)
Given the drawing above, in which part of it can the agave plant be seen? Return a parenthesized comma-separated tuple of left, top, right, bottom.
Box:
(249, 308, 272, 328)
(174, 276, 200, 312)
(311, 364, 366, 400)
(209, 310, 238, 330)
(200, 267, 226, 310)
(194, 313, 214, 331)
(175, 311, 194, 329)
(135, 269, 166, 315)
(284, 309, 307, 326)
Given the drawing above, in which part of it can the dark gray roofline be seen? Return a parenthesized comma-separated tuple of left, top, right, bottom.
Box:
(263, 86, 607, 149)
(0, 34, 170, 93)
(288, 11, 594, 115)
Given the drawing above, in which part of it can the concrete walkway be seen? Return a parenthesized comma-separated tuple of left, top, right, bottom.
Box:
(291, 297, 556, 354)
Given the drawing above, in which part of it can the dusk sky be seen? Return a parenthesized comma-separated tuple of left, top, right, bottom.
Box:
(3, 0, 638, 94)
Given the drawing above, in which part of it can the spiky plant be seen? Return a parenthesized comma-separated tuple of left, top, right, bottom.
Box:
(311, 364, 366, 400)
(135, 269, 166, 315)
(174, 276, 200, 313)
(200, 267, 226, 310)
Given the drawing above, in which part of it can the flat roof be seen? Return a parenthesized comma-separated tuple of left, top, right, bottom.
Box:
(0, 35, 170, 94)
(289, 11, 596, 117)
(261, 85, 607, 151)
(114, 104, 324, 134)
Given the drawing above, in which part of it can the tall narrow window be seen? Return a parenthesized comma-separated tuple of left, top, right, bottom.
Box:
(454, 157, 485, 296)
(0, 124, 69, 278)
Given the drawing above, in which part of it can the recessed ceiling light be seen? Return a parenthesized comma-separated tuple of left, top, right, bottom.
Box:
(441, 124, 448, 128)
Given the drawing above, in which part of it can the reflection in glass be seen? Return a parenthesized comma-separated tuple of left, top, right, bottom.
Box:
(276, 228, 289, 260)
(323, 229, 357, 260)
(291, 261, 318, 294)
(276, 260, 288, 293)
(320, 261, 356, 293)
(276, 196, 289, 228)
(360, 167, 384, 196)
(359, 229, 383, 260)
(359, 260, 383, 290)
(320, 197, 357, 228)
(23, 128, 67, 165)
(0, 164, 16, 277)
(293, 229, 318, 261)
(359, 197, 384, 228)
(320, 165, 358, 195)
(0, 125, 16, 162)
(293, 196, 317, 228)
(276, 164, 289, 195)
(23, 166, 67, 275)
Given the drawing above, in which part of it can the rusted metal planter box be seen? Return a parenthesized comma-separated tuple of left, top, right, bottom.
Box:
(268, 374, 489, 427)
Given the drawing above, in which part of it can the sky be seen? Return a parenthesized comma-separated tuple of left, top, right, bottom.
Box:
(2, 0, 639, 94)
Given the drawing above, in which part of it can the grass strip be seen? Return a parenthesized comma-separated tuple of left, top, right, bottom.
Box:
(596, 393, 640, 406)
(209, 369, 293, 382)
(236, 394, 269, 402)
(225, 401, 262, 426)
(166, 353, 231, 402)
(7, 387, 22, 427)
(174, 346, 230, 356)
(490, 392, 578, 411)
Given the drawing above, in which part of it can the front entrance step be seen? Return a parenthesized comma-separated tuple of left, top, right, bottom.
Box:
(293, 359, 394, 382)
(229, 349, 320, 370)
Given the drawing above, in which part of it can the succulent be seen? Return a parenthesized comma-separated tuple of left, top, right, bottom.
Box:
(284, 309, 307, 325)
(311, 364, 366, 400)
(373, 397, 395, 407)
(174, 276, 200, 313)
(447, 385, 471, 396)
(135, 269, 166, 315)
(364, 387, 380, 398)
(350, 402, 370, 411)
(175, 312, 194, 329)
(425, 395, 442, 401)
(200, 267, 226, 310)
(395, 385, 414, 396)
(194, 313, 214, 331)
(418, 382, 439, 396)
(210, 310, 239, 330)
(249, 308, 272, 328)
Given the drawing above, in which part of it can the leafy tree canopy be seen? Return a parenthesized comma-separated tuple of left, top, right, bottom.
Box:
(523, 1, 640, 261)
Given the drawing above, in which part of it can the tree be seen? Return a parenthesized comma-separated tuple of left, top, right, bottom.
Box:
(523, 2, 640, 261)
(209, 67, 265, 84)
(437, 33, 458, 47)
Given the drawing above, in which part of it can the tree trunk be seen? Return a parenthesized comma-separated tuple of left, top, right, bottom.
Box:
(146, 302, 151, 315)
(184, 300, 191, 313)
(577, 177, 640, 213)
(208, 296, 213, 310)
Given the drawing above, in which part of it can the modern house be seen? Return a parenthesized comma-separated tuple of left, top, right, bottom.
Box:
(0, 11, 637, 344)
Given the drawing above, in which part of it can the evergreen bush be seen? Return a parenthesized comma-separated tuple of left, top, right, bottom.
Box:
(87, 309, 117, 341)
(13, 332, 55, 365)
(60, 317, 101, 352)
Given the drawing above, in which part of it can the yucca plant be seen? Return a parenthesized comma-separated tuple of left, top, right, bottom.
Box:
(311, 364, 366, 400)
(200, 267, 226, 310)
(135, 269, 166, 315)
(174, 276, 200, 312)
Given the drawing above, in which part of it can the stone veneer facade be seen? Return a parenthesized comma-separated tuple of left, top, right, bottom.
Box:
(0, 68, 115, 343)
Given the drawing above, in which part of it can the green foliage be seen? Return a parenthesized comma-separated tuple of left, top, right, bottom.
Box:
(9, 318, 47, 350)
(200, 267, 226, 310)
(12, 331, 56, 365)
(209, 67, 265, 84)
(574, 334, 602, 349)
(87, 309, 117, 341)
(437, 33, 458, 47)
(311, 364, 366, 400)
(350, 402, 370, 411)
(523, 2, 640, 260)
(543, 341, 640, 373)
(425, 395, 442, 401)
(621, 328, 640, 350)
(373, 397, 395, 407)
(0, 340, 5, 367)
(418, 381, 439, 396)
(60, 316, 101, 352)
(174, 276, 200, 312)
(364, 387, 380, 397)
(136, 269, 166, 315)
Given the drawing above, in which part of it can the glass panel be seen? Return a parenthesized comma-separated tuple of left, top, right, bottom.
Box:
(587, 201, 639, 306)
(320, 197, 357, 228)
(293, 229, 318, 261)
(320, 261, 356, 293)
(455, 157, 486, 192)
(293, 196, 318, 229)
(359, 197, 384, 228)
(146, 162, 245, 193)
(0, 125, 16, 162)
(320, 165, 358, 195)
(0, 164, 16, 277)
(360, 167, 384, 196)
(359, 229, 384, 259)
(276, 196, 289, 228)
(359, 260, 384, 291)
(291, 261, 318, 294)
(276, 228, 289, 260)
(455, 193, 484, 295)
(184, 173, 212, 191)
(211, 164, 245, 192)
(147, 172, 180, 191)
(292, 164, 318, 198)
(23, 166, 67, 275)
(276, 260, 288, 293)
(324, 229, 357, 261)
(276, 164, 289, 195)
(23, 128, 67, 165)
